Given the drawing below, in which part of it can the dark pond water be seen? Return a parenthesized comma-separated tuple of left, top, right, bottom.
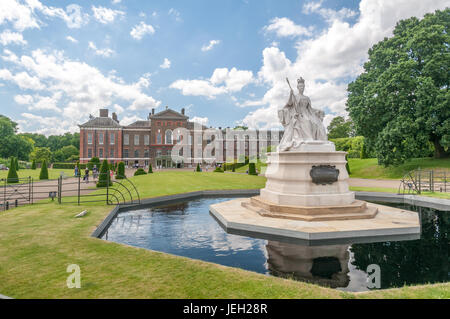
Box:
(102, 196, 449, 292)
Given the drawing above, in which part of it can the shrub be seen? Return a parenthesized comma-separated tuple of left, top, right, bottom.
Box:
(52, 163, 87, 169)
(97, 160, 112, 187)
(31, 159, 36, 170)
(213, 166, 224, 173)
(7, 157, 18, 183)
(134, 168, 147, 176)
(196, 163, 201, 172)
(148, 164, 153, 174)
(232, 164, 235, 172)
(116, 162, 125, 179)
(87, 157, 100, 170)
(248, 162, 258, 175)
(39, 160, 49, 180)
(15, 157, 19, 171)
(345, 155, 351, 175)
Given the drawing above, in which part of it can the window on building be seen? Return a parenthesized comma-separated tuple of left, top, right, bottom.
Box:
(156, 149, 162, 157)
(124, 134, 129, 145)
(188, 135, 192, 145)
(110, 148, 114, 158)
(165, 130, 173, 145)
(134, 150, 139, 158)
(157, 130, 162, 144)
(88, 133, 93, 144)
(144, 135, 149, 145)
(110, 133, 115, 145)
(134, 135, 139, 146)
(124, 149, 129, 158)
(99, 148, 103, 158)
(99, 133, 104, 145)
(145, 160, 149, 166)
(88, 149, 92, 158)
(144, 150, 149, 158)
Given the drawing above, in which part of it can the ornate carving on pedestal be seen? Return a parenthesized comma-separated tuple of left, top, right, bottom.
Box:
(310, 165, 340, 185)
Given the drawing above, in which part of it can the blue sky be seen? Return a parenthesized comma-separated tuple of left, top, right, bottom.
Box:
(0, 0, 447, 135)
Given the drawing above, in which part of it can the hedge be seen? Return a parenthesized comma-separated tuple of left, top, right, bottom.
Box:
(53, 163, 87, 169)
(134, 168, 147, 176)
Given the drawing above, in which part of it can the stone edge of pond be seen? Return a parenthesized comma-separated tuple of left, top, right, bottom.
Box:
(91, 190, 450, 239)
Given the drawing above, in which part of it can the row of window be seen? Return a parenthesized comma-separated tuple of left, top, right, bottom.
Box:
(87, 148, 115, 158)
(87, 132, 115, 145)
(86, 148, 174, 159)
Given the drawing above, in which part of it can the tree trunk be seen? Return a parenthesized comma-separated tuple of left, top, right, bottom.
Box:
(433, 138, 449, 158)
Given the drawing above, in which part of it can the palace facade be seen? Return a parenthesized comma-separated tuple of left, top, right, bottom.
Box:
(78, 107, 281, 168)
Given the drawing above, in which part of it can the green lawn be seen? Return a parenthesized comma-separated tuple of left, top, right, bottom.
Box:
(0, 168, 75, 181)
(348, 158, 450, 180)
(0, 171, 448, 299)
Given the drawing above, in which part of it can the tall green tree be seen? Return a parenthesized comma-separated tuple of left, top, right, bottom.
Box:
(39, 160, 49, 180)
(0, 115, 33, 160)
(327, 116, 354, 139)
(347, 9, 450, 166)
(30, 147, 52, 164)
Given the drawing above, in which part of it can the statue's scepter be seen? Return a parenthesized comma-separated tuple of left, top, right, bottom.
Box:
(286, 77, 297, 105)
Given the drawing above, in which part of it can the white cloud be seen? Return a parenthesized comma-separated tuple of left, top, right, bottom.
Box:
(130, 21, 155, 40)
(168, 8, 182, 22)
(264, 17, 312, 38)
(120, 115, 144, 126)
(14, 92, 62, 112)
(160, 58, 171, 69)
(0, 29, 27, 45)
(2, 49, 161, 134)
(92, 6, 125, 24)
(171, 67, 254, 99)
(66, 35, 78, 43)
(88, 41, 115, 58)
(201, 40, 220, 52)
(112, 0, 122, 4)
(241, 0, 449, 129)
(191, 116, 209, 126)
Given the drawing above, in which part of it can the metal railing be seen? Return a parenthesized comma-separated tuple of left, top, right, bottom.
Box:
(398, 168, 449, 195)
(1, 173, 140, 211)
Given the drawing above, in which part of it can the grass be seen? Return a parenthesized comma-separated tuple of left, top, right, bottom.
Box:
(0, 168, 75, 181)
(348, 158, 450, 180)
(0, 171, 448, 299)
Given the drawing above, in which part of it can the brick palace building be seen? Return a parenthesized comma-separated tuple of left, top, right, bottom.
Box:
(78, 107, 281, 168)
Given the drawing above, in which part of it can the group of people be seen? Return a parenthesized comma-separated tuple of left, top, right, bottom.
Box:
(74, 165, 113, 183)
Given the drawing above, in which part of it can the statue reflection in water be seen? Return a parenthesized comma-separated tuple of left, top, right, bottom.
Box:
(266, 241, 351, 289)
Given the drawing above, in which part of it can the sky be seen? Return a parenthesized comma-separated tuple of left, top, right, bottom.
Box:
(0, 0, 448, 136)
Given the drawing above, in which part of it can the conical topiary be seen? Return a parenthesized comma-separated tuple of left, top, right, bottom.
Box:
(248, 162, 257, 175)
(7, 157, 18, 183)
(196, 163, 201, 172)
(97, 159, 112, 187)
(148, 164, 153, 174)
(31, 159, 36, 170)
(116, 161, 125, 179)
(39, 159, 49, 180)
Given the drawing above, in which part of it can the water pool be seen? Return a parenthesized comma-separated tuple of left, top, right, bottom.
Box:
(101, 196, 449, 292)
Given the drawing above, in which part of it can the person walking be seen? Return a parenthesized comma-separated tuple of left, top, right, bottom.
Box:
(84, 167, 89, 183)
(74, 165, 79, 177)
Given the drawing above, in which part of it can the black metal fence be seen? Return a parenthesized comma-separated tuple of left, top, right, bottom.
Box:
(398, 169, 449, 195)
(1, 173, 140, 211)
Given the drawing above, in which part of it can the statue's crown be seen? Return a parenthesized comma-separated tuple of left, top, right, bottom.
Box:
(297, 77, 305, 84)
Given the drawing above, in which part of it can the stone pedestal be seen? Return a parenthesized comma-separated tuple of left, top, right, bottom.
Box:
(260, 151, 354, 207)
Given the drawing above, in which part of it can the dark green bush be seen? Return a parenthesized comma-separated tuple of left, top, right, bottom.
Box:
(213, 166, 224, 173)
(248, 162, 257, 175)
(116, 162, 125, 179)
(97, 160, 112, 187)
(53, 162, 87, 169)
(196, 163, 201, 172)
(31, 159, 36, 170)
(134, 168, 147, 176)
(7, 157, 18, 183)
(39, 159, 49, 180)
(148, 164, 153, 174)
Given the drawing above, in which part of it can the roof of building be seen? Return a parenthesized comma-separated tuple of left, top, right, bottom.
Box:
(125, 120, 151, 128)
(78, 116, 122, 128)
(149, 108, 188, 120)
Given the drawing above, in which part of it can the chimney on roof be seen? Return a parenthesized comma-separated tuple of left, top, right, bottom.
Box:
(99, 109, 108, 118)
(152, 108, 155, 115)
(112, 112, 118, 123)
(165, 105, 168, 110)
(181, 108, 185, 115)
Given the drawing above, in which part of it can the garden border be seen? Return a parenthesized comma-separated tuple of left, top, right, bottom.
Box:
(91, 190, 450, 239)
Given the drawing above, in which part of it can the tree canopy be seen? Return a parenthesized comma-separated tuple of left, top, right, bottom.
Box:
(327, 116, 355, 139)
(0, 115, 34, 160)
(346, 9, 449, 166)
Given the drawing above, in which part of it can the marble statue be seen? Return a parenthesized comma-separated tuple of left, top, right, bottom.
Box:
(277, 77, 329, 152)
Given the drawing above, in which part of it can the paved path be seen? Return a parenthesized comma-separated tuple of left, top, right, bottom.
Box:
(348, 178, 401, 189)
